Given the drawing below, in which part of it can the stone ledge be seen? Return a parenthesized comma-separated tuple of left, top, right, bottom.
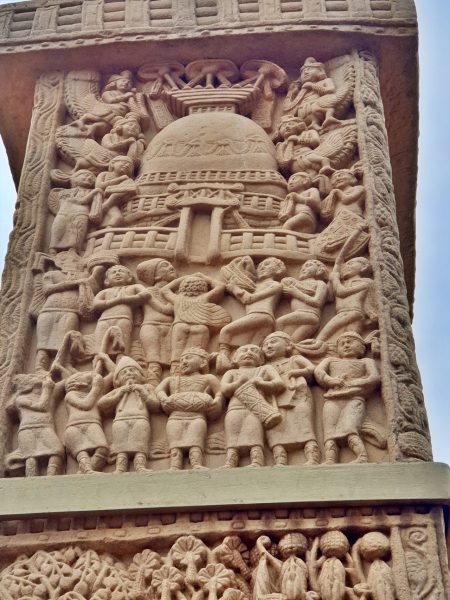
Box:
(0, 0, 417, 47)
(0, 463, 448, 519)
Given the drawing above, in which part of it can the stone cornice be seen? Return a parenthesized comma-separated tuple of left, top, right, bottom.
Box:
(0, 463, 447, 519)
(0, 0, 417, 55)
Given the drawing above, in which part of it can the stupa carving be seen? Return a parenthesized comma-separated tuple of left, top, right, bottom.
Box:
(0, 1, 447, 597)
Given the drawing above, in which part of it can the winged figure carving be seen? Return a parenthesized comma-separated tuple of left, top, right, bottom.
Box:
(55, 70, 148, 172)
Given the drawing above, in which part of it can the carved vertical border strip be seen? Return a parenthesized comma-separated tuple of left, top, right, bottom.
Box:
(399, 521, 447, 598)
(353, 50, 432, 462)
(390, 526, 412, 600)
(0, 72, 65, 474)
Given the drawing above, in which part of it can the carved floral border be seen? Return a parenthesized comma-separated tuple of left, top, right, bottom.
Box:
(0, 72, 65, 473)
(354, 50, 432, 462)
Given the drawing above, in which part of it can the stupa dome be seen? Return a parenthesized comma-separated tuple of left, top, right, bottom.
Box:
(139, 112, 278, 175)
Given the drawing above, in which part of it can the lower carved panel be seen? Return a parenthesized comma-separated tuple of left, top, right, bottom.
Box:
(0, 506, 447, 599)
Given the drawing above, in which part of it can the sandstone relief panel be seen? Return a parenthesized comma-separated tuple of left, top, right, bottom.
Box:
(0, 507, 446, 600)
(1, 50, 430, 475)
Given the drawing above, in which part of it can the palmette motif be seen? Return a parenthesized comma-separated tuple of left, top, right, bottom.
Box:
(0, 528, 419, 600)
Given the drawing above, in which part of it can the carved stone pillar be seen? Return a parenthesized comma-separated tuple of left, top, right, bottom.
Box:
(0, 0, 447, 596)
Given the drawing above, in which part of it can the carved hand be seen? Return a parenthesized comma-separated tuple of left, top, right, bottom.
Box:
(327, 376, 345, 388)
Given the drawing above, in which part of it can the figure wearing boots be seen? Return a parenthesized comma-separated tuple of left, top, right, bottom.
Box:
(262, 332, 320, 466)
(221, 344, 284, 468)
(314, 332, 380, 464)
(98, 357, 159, 472)
(156, 347, 223, 470)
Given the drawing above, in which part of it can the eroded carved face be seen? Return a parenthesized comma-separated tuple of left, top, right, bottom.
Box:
(257, 258, 285, 280)
(299, 259, 326, 280)
(341, 258, 370, 279)
(117, 366, 143, 385)
(115, 77, 132, 92)
(54, 253, 84, 274)
(121, 121, 140, 137)
(180, 352, 204, 375)
(111, 158, 133, 176)
(67, 332, 87, 361)
(262, 335, 291, 360)
(331, 170, 356, 189)
(72, 170, 95, 188)
(233, 344, 263, 367)
(279, 119, 303, 139)
(300, 65, 326, 84)
(288, 172, 311, 192)
(337, 335, 365, 359)
(105, 265, 134, 287)
(66, 372, 92, 392)
(13, 374, 42, 396)
(157, 261, 176, 283)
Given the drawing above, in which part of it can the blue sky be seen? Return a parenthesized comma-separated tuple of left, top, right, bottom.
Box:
(413, 0, 450, 464)
(0, 0, 448, 463)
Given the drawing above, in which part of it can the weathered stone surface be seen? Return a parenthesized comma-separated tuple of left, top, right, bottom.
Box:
(0, 505, 448, 600)
(0, 0, 447, 595)
(0, 463, 448, 517)
(0, 50, 427, 475)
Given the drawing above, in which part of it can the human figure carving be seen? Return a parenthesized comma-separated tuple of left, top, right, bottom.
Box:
(49, 330, 91, 382)
(276, 260, 328, 343)
(262, 332, 320, 466)
(63, 358, 114, 474)
(137, 259, 177, 385)
(32, 251, 104, 373)
(320, 166, 365, 225)
(283, 57, 353, 130)
(252, 535, 282, 599)
(219, 257, 286, 371)
(352, 533, 396, 600)
(278, 533, 317, 600)
(92, 156, 138, 228)
(55, 70, 147, 172)
(317, 252, 374, 342)
(314, 332, 380, 464)
(73, 70, 144, 136)
(278, 172, 321, 233)
(98, 356, 159, 472)
(275, 113, 358, 179)
(313, 169, 368, 262)
(156, 347, 223, 470)
(161, 273, 230, 369)
(48, 170, 98, 254)
(5, 375, 64, 477)
(308, 531, 357, 600)
(275, 116, 326, 176)
(93, 264, 149, 357)
(100, 114, 146, 169)
(221, 345, 284, 468)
